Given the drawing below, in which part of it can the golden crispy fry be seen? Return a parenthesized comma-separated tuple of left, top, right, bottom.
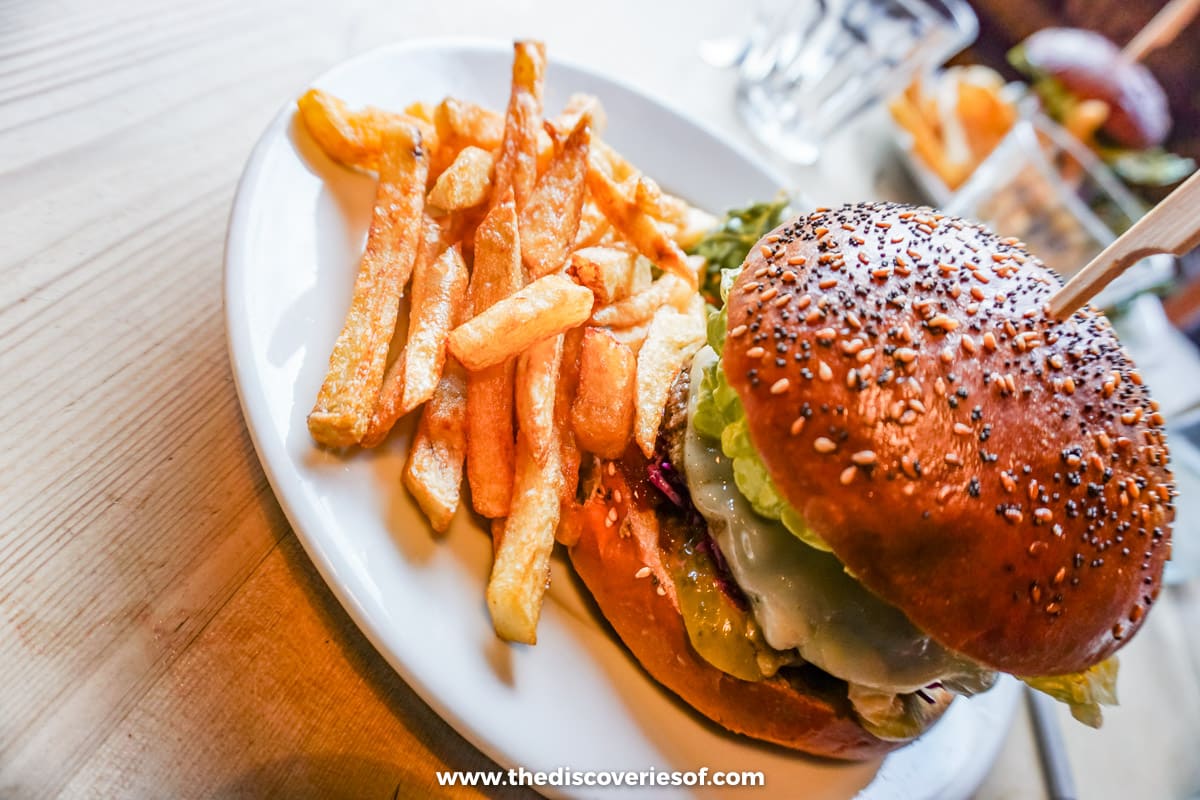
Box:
(435, 97, 504, 149)
(308, 124, 428, 447)
(632, 175, 687, 225)
(588, 273, 691, 328)
(361, 214, 449, 447)
(448, 274, 594, 371)
(555, 93, 605, 136)
(605, 321, 651, 354)
(586, 160, 695, 287)
(634, 305, 705, 457)
(556, 325, 585, 504)
(591, 139, 638, 183)
(486, 422, 562, 644)
(401, 243, 469, 411)
(403, 361, 468, 532)
(573, 196, 611, 249)
(569, 246, 652, 305)
(492, 41, 546, 213)
(404, 100, 436, 124)
(572, 328, 636, 459)
(427, 146, 495, 210)
(957, 81, 1018, 161)
(888, 95, 970, 190)
(297, 88, 435, 172)
(520, 116, 592, 277)
(466, 189, 525, 518)
(516, 334, 564, 466)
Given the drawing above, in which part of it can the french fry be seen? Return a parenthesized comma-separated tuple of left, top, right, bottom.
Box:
(888, 95, 969, 189)
(556, 325, 585, 504)
(591, 139, 638, 183)
(404, 100, 436, 124)
(308, 123, 428, 447)
(520, 117, 592, 277)
(427, 146, 495, 210)
(360, 214, 448, 448)
(957, 81, 1018, 161)
(633, 175, 688, 227)
(586, 160, 695, 287)
(605, 321, 651, 354)
(297, 88, 435, 172)
(634, 305, 705, 457)
(571, 328, 636, 459)
(434, 97, 505, 150)
(401, 243, 469, 410)
(515, 334, 564, 466)
(466, 189, 525, 519)
(588, 273, 691, 328)
(448, 274, 594, 371)
(568, 246, 649, 305)
(555, 93, 605, 136)
(403, 361, 469, 532)
(573, 197, 611, 249)
(492, 41, 546, 213)
(486, 422, 562, 644)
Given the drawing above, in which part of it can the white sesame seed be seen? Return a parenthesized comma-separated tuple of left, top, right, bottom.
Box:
(635, 566, 652, 579)
(840, 466, 858, 485)
(852, 450, 876, 466)
(770, 378, 790, 395)
(818, 361, 832, 381)
(814, 437, 837, 454)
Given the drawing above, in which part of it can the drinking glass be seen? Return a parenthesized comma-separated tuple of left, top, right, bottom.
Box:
(736, 0, 978, 164)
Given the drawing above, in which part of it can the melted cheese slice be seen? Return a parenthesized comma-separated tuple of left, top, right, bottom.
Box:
(684, 348, 986, 693)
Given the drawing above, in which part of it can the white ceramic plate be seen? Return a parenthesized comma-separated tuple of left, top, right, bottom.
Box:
(225, 39, 1019, 799)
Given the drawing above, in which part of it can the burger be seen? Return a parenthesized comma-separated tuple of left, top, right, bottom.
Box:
(560, 201, 1174, 759)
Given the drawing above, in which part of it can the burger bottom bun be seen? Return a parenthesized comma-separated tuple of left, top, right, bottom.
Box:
(562, 462, 907, 760)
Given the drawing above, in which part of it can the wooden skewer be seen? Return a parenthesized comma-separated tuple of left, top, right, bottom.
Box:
(1122, 0, 1200, 62)
(1049, 169, 1200, 320)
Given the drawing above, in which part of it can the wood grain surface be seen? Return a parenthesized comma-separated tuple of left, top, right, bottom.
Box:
(1, 0, 1197, 798)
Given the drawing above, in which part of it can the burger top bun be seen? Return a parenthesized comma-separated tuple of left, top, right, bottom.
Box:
(723, 203, 1173, 677)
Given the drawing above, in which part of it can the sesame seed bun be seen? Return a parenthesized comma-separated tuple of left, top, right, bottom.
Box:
(723, 202, 1173, 677)
(562, 462, 907, 759)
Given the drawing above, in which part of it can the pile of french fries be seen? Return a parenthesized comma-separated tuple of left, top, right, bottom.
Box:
(889, 66, 1019, 191)
(300, 41, 714, 644)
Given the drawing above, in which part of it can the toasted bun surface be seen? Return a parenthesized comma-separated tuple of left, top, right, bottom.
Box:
(563, 460, 901, 759)
(724, 202, 1173, 676)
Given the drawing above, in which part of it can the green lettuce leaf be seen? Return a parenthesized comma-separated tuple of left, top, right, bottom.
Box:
(692, 266, 830, 552)
(689, 197, 788, 306)
(1022, 656, 1120, 728)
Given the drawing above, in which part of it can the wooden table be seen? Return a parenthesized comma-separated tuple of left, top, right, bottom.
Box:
(3, 1, 1198, 797)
